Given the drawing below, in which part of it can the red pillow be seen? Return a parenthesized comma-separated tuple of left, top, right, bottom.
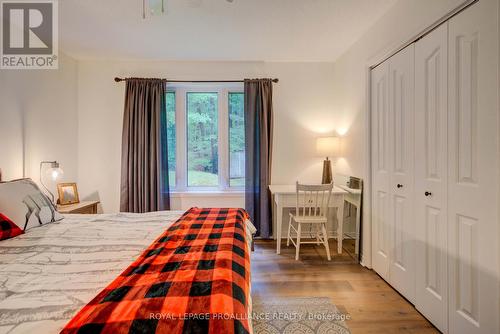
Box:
(0, 213, 24, 241)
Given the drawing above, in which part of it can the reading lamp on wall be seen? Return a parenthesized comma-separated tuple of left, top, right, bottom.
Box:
(40, 161, 63, 204)
(316, 136, 340, 184)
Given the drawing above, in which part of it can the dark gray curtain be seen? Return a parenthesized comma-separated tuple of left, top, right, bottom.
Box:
(120, 79, 170, 213)
(244, 79, 274, 238)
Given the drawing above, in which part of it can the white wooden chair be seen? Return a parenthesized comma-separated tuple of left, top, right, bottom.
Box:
(287, 181, 333, 260)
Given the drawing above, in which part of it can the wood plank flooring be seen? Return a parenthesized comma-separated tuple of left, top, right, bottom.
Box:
(251, 239, 439, 334)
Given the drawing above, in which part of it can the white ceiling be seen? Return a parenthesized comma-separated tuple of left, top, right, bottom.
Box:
(59, 0, 398, 62)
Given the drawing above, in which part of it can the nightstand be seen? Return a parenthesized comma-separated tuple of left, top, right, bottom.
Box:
(57, 201, 100, 214)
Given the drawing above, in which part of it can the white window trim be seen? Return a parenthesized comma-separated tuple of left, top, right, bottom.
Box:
(167, 83, 244, 193)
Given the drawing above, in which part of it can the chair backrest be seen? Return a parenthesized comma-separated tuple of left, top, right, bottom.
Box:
(295, 181, 333, 218)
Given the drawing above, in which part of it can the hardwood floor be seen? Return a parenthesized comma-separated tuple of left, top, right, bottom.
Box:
(251, 239, 439, 334)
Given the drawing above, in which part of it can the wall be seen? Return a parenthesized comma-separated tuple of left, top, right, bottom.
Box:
(332, 0, 468, 177)
(0, 53, 78, 197)
(0, 81, 24, 180)
(77, 60, 338, 212)
(329, 0, 471, 266)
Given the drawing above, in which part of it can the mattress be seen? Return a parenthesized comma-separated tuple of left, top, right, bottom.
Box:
(0, 211, 185, 334)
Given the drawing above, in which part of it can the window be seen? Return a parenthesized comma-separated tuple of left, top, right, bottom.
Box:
(166, 92, 176, 187)
(164, 84, 245, 192)
(229, 92, 245, 187)
(187, 93, 219, 187)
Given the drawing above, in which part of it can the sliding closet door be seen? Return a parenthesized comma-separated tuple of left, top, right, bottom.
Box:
(388, 44, 415, 303)
(371, 61, 391, 281)
(448, 2, 499, 333)
(414, 23, 448, 333)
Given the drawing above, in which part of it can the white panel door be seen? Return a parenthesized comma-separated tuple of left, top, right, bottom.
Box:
(414, 23, 448, 333)
(388, 44, 416, 303)
(371, 61, 391, 281)
(448, 2, 499, 333)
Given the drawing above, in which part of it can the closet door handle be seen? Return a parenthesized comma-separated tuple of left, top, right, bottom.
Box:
(397, 184, 403, 188)
(425, 191, 432, 197)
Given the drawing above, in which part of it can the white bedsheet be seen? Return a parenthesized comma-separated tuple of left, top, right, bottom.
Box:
(0, 211, 185, 334)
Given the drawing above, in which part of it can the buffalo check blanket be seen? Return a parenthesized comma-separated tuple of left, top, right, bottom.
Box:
(62, 208, 253, 334)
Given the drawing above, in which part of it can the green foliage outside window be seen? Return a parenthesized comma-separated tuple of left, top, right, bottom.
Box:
(187, 93, 219, 186)
(229, 93, 245, 187)
(166, 92, 176, 187)
(164, 91, 245, 188)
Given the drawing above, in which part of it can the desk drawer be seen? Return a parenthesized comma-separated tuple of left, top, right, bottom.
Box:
(277, 193, 344, 207)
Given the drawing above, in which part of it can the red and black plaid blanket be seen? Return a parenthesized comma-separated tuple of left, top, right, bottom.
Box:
(62, 208, 252, 334)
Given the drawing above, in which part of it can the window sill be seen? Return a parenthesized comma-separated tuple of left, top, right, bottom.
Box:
(169, 191, 244, 198)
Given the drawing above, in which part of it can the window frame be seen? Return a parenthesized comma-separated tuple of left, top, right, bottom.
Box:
(167, 83, 244, 193)
(165, 91, 177, 188)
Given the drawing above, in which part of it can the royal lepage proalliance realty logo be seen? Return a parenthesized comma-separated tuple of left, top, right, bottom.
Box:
(1, 0, 58, 69)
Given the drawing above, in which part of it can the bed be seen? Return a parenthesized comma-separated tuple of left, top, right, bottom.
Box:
(0, 208, 255, 334)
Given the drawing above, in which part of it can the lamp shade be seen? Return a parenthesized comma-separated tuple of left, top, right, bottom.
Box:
(316, 136, 340, 158)
(43, 162, 63, 181)
(48, 167, 64, 181)
(40, 161, 63, 204)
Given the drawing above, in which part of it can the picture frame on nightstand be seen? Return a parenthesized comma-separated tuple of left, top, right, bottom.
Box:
(57, 183, 80, 205)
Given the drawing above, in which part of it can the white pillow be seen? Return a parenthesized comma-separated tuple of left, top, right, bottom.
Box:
(0, 179, 62, 230)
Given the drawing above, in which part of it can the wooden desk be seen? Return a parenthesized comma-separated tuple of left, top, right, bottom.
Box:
(337, 184, 362, 255)
(269, 185, 348, 255)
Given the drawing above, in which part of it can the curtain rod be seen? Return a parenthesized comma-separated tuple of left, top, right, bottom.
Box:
(114, 77, 279, 83)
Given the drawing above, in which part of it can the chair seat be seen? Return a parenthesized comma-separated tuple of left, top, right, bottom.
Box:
(289, 213, 327, 223)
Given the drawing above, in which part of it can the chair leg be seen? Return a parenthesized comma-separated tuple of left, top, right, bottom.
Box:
(321, 223, 331, 261)
(316, 224, 320, 245)
(287, 216, 292, 247)
(295, 223, 302, 260)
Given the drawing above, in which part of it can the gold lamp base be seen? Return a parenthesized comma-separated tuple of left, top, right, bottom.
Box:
(321, 158, 333, 184)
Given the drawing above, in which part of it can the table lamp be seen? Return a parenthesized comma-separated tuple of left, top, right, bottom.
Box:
(40, 161, 63, 204)
(316, 136, 340, 184)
